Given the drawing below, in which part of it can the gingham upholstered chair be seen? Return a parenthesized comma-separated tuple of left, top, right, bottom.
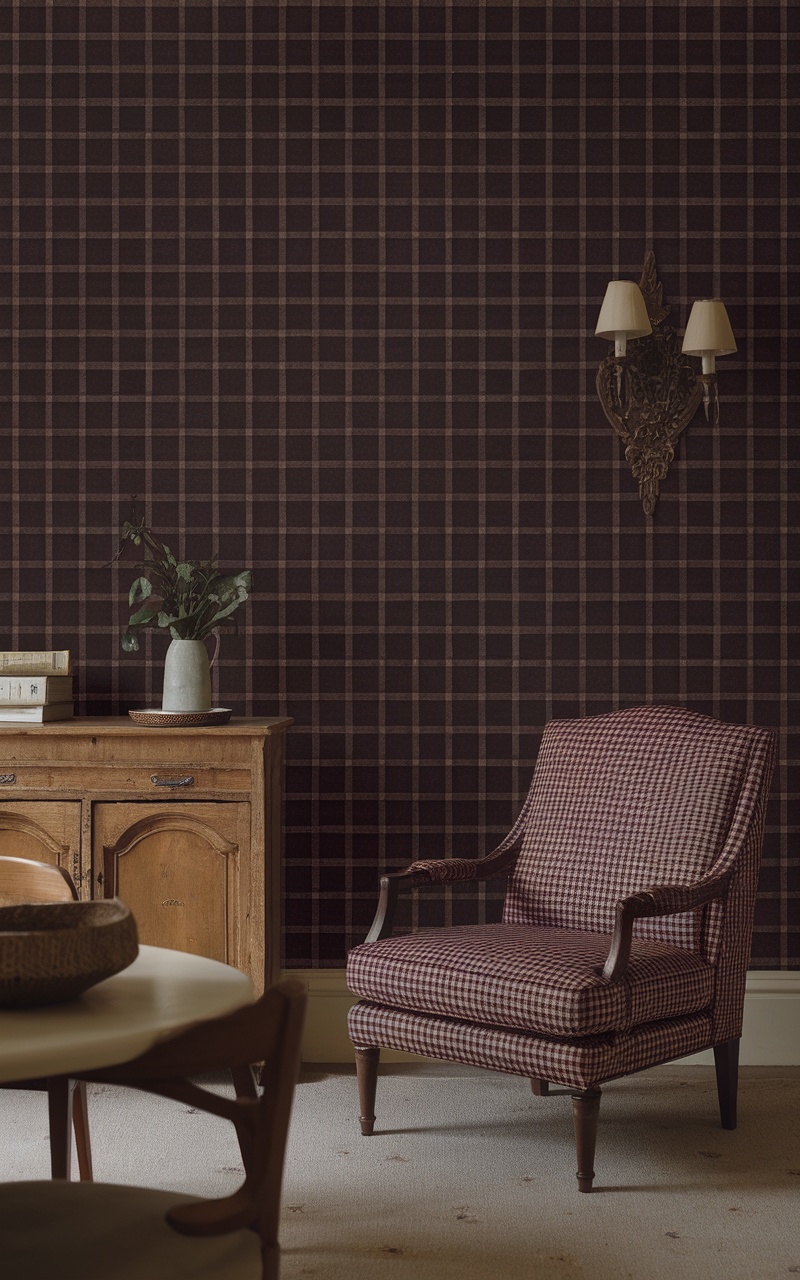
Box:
(347, 705, 775, 1192)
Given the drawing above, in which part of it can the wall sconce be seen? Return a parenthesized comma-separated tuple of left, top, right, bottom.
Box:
(595, 252, 736, 517)
(594, 280, 652, 418)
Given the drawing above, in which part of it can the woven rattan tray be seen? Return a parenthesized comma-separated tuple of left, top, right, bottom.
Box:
(0, 899, 138, 1007)
(128, 708, 233, 727)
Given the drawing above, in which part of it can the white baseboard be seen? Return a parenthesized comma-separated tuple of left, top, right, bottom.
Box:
(285, 969, 800, 1067)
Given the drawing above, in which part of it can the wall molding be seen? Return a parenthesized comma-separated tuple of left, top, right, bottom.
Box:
(286, 969, 800, 1067)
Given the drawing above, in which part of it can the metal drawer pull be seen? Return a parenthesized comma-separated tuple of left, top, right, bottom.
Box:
(150, 774, 195, 788)
(0, 774, 15, 785)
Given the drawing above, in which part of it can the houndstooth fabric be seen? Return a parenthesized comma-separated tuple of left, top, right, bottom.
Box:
(704, 725, 776, 1042)
(348, 707, 775, 1085)
(503, 705, 766, 952)
(347, 1001, 713, 1093)
(347, 923, 713, 1037)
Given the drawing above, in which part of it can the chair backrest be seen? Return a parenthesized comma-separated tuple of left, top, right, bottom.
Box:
(503, 705, 775, 958)
(87, 977, 306, 1277)
(0, 855, 78, 905)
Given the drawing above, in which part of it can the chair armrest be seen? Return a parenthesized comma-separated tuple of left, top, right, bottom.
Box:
(602, 870, 733, 984)
(364, 844, 521, 944)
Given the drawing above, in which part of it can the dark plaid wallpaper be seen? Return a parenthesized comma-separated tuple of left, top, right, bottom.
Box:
(1, 3, 797, 968)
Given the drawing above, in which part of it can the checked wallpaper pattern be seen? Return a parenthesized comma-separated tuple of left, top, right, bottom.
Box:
(0, 3, 797, 967)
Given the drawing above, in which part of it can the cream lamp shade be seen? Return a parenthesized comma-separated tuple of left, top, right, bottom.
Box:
(681, 299, 737, 374)
(595, 281, 652, 357)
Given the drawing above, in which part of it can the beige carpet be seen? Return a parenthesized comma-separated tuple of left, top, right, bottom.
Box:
(2, 1064, 799, 1279)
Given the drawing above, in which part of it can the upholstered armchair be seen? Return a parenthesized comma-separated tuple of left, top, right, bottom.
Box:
(347, 705, 775, 1192)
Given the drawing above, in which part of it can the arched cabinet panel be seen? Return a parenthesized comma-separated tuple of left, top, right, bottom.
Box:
(94, 803, 249, 970)
(0, 802, 81, 884)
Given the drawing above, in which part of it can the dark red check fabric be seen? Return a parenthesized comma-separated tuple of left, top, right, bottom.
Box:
(503, 705, 758, 950)
(347, 1002, 713, 1093)
(347, 923, 713, 1037)
(348, 706, 775, 1087)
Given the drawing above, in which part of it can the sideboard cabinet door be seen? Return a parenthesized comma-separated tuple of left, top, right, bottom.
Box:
(0, 801, 82, 886)
(93, 801, 251, 972)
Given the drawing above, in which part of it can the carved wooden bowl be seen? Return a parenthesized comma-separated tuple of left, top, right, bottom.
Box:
(0, 899, 138, 1007)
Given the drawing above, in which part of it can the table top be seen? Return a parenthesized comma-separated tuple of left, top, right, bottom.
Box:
(0, 945, 255, 1084)
(0, 716, 293, 737)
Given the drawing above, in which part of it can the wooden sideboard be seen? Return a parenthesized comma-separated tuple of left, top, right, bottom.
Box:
(0, 717, 292, 995)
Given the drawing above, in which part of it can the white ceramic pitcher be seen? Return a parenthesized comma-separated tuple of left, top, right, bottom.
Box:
(161, 634, 219, 712)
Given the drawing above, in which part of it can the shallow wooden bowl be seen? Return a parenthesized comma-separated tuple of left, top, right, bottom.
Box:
(0, 899, 138, 1007)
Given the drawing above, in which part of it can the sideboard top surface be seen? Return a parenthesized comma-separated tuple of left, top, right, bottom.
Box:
(0, 716, 293, 737)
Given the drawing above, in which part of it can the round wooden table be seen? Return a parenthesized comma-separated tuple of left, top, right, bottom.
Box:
(0, 944, 255, 1084)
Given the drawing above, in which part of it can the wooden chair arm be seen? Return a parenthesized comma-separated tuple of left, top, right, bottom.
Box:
(364, 845, 521, 943)
(602, 872, 732, 984)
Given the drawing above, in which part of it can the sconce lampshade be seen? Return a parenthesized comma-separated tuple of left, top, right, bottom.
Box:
(681, 300, 737, 357)
(595, 281, 652, 340)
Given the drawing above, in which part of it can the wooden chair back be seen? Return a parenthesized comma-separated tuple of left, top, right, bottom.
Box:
(84, 977, 307, 1278)
(0, 855, 78, 905)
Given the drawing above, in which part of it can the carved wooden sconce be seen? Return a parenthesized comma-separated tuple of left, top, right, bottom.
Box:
(595, 252, 736, 518)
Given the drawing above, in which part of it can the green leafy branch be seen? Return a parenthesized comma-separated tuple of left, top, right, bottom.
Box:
(110, 501, 252, 652)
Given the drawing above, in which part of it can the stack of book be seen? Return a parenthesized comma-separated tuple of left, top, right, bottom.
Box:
(0, 650, 74, 723)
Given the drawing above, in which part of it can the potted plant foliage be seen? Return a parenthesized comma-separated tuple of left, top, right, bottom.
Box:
(111, 503, 252, 712)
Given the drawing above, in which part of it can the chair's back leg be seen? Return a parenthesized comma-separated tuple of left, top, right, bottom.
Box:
(355, 1047, 380, 1135)
(571, 1088, 602, 1193)
(713, 1038, 740, 1130)
(530, 1078, 550, 1096)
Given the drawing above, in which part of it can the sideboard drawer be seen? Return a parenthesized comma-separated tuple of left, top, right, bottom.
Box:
(0, 765, 251, 795)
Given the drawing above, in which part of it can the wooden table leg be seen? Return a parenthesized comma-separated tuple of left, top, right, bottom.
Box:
(231, 1064, 260, 1100)
(72, 1080, 93, 1181)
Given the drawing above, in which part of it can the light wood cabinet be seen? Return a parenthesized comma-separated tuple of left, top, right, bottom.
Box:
(0, 718, 291, 994)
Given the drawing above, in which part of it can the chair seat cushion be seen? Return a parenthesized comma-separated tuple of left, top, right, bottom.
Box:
(348, 1000, 713, 1091)
(0, 1180, 262, 1280)
(347, 924, 714, 1037)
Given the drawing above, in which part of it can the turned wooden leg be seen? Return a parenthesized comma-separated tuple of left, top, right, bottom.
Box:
(47, 1076, 74, 1180)
(713, 1037, 740, 1131)
(355, 1047, 380, 1136)
(72, 1080, 93, 1182)
(571, 1088, 601, 1193)
(530, 1078, 550, 1097)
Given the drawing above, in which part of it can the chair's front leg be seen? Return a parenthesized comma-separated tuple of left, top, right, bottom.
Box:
(47, 1077, 74, 1180)
(355, 1047, 380, 1135)
(571, 1088, 601, 1193)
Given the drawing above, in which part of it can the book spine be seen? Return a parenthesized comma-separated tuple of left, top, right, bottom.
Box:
(0, 651, 71, 675)
(0, 677, 72, 704)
